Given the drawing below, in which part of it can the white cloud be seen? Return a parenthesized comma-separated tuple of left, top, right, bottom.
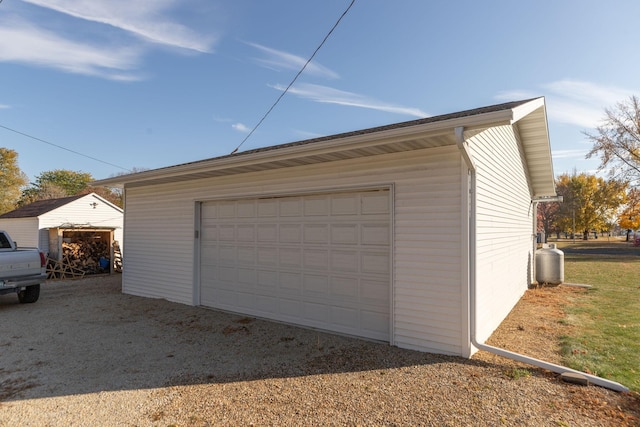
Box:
(0, 19, 143, 80)
(552, 149, 589, 159)
(292, 129, 325, 139)
(247, 42, 340, 79)
(232, 123, 251, 133)
(272, 82, 429, 118)
(494, 90, 538, 102)
(21, 0, 218, 53)
(497, 80, 637, 129)
(213, 116, 233, 123)
(0, 104, 11, 109)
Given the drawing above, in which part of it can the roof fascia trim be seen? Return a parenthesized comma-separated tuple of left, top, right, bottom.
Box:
(511, 97, 545, 124)
(93, 108, 518, 187)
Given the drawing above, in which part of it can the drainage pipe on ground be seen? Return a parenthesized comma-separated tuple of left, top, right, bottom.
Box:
(454, 126, 628, 393)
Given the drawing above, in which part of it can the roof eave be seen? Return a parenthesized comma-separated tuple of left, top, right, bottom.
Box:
(92, 108, 516, 188)
(511, 99, 557, 197)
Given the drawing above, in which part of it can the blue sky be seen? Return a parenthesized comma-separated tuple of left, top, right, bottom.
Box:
(1, 0, 638, 182)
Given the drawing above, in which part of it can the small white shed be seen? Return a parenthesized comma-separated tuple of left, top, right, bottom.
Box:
(93, 98, 556, 357)
(0, 193, 124, 261)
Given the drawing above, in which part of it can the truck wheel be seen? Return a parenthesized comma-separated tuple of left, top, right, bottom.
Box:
(18, 284, 40, 304)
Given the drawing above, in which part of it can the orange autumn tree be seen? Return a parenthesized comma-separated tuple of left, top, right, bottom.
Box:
(555, 172, 627, 239)
(618, 188, 640, 240)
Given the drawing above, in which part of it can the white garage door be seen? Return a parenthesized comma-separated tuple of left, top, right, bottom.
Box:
(199, 189, 391, 341)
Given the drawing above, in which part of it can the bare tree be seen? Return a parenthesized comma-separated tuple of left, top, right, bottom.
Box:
(586, 95, 640, 183)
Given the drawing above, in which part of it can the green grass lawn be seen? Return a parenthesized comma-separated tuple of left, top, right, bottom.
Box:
(552, 238, 640, 392)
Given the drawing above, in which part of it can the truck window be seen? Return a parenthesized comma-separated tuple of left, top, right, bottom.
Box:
(0, 233, 12, 249)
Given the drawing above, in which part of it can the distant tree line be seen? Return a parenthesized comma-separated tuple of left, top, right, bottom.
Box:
(538, 172, 629, 240)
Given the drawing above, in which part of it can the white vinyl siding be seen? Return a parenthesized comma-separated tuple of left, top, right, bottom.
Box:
(468, 126, 534, 343)
(123, 146, 465, 355)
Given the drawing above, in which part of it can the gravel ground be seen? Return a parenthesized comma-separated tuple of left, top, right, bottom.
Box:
(0, 275, 638, 426)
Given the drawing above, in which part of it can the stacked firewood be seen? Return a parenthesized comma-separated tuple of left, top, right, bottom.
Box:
(61, 240, 110, 274)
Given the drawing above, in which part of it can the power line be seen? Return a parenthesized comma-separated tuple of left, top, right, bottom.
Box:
(230, 0, 356, 155)
(0, 123, 131, 172)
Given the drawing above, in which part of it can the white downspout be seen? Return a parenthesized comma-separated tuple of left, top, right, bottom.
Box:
(454, 126, 628, 393)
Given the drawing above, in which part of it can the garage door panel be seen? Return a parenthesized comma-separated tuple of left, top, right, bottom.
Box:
(280, 298, 302, 317)
(237, 200, 256, 217)
(280, 272, 302, 293)
(200, 189, 390, 341)
(214, 288, 238, 306)
(219, 225, 235, 241)
(237, 268, 257, 287)
(331, 194, 358, 215)
(303, 249, 328, 270)
(330, 224, 358, 244)
(237, 246, 256, 264)
(257, 269, 278, 290)
(279, 225, 302, 242)
(219, 202, 236, 218)
(361, 192, 390, 214)
(304, 197, 329, 216)
(362, 224, 390, 245)
(201, 223, 218, 240)
(330, 306, 359, 327)
(331, 250, 358, 273)
(303, 274, 329, 296)
(237, 292, 260, 310)
(361, 253, 390, 275)
(303, 224, 329, 243)
(237, 225, 256, 242)
(330, 276, 359, 299)
(361, 279, 390, 305)
(362, 310, 390, 338)
(200, 244, 218, 262)
(258, 199, 277, 217)
(257, 224, 277, 242)
(218, 266, 237, 282)
(279, 248, 302, 268)
(280, 198, 302, 216)
(256, 295, 278, 312)
(303, 302, 329, 322)
(219, 246, 236, 262)
(257, 247, 277, 266)
(202, 203, 218, 219)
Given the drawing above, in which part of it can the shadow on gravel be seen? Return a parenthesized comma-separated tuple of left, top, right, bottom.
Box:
(0, 275, 508, 402)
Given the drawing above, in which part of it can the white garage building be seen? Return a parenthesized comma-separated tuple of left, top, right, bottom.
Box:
(0, 193, 123, 257)
(94, 98, 556, 357)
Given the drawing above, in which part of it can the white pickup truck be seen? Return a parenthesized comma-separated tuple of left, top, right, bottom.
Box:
(0, 230, 47, 303)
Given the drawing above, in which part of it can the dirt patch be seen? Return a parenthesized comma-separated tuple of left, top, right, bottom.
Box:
(478, 284, 587, 364)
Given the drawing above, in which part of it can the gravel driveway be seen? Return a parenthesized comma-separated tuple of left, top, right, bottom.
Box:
(0, 275, 637, 426)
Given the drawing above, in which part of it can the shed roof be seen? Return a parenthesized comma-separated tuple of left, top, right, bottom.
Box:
(94, 98, 556, 197)
(0, 195, 85, 219)
(0, 193, 123, 219)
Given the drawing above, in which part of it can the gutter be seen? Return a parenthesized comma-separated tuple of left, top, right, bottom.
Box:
(454, 126, 629, 393)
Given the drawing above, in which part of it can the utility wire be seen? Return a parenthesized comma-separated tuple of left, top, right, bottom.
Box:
(0, 124, 131, 172)
(230, 0, 356, 155)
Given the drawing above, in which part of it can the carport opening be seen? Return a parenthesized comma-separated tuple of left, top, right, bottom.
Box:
(47, 227, 117, 279)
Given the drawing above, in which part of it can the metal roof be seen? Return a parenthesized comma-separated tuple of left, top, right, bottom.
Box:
(93, 98, 556, 196)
